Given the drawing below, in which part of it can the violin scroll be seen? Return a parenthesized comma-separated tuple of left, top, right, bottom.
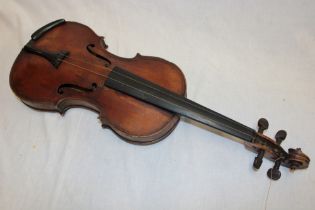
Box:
(245, 118, 310, 180)
(284, 148, 310, 170)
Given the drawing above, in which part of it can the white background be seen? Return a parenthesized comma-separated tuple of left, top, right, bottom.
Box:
(1, 0, 314, 209)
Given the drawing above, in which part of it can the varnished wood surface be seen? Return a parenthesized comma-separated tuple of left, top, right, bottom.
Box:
(10, 21, 186, 144)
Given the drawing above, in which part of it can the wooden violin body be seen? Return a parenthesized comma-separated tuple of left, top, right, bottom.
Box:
(10, 19, 310, 180)
(10, 20, 186, 144)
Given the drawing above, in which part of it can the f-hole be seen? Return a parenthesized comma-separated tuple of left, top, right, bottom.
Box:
(58, 83, 97, 94)
(86, 44, 111, 67)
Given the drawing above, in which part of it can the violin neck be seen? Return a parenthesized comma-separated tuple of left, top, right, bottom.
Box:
(105, 67, 256, 143)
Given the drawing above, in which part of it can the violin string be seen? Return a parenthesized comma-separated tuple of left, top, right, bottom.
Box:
(62, 59, 107, 78)
(62, 57, 276, 210)
(264, 157, 281, 210)
(62, 52, 253, 133)
(264, 178, 272, 210)
(60, 57, 254, 139)
(62, 53, 288, 162)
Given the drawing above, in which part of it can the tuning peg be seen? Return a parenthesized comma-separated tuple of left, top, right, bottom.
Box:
(267, 159, 282, 180)
(275, 130, 287, 145)
(253, 150, 264, 169)
(253, 118, 269, 169)
(258, 118, 269, 133)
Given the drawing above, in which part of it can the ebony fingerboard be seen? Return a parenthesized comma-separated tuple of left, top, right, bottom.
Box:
(105, 67, 256, 142)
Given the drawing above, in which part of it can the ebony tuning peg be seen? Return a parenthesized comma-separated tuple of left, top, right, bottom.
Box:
(267, 159, 282, 180)
(275, 130, 287, 145)
(253, 150, 265, 169)
(266, 130, 287, 180)
(258, 118, 269, 133)
(253, 118, 269, 169)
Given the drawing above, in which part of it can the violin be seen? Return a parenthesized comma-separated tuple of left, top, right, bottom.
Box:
(9, 19, 310, 180)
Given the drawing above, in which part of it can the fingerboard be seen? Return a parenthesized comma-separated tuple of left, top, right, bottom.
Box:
(105, 67, 256, 142)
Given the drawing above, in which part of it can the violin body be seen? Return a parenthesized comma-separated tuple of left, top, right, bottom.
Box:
(10, 19, 310, 180)
(10, 20, 186, 144)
